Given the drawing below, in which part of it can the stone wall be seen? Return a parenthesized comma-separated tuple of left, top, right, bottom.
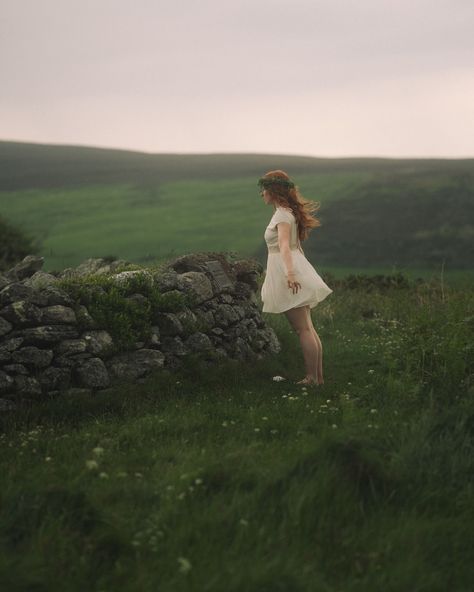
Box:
(0, 253, 280, 409)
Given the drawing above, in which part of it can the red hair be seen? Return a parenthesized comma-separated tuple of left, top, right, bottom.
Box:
(261, 169, 322, 241)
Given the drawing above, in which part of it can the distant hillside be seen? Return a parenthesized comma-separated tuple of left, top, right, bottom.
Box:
(0, 140, 473, 273)
(1, 140, 472, 191)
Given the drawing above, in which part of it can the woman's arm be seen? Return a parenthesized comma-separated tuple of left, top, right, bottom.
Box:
(276, 222, 295, 278)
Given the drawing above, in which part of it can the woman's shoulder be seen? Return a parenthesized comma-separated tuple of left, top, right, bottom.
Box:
(276, 206, 295, 217)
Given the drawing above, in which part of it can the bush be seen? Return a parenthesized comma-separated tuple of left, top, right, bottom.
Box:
(58, 271, 193, 353)
(0, 215, 39, 271)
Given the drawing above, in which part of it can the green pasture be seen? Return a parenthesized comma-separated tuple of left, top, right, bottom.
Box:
(1, 276, 473, 590)
(0, 172, 372, 271)
(1, 142, 473, 277)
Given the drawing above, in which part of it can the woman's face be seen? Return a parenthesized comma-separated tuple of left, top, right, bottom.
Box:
(260, 188, 273, 205)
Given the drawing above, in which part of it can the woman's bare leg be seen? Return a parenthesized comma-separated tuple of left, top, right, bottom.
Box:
(305, 306, 324, 384)
(284, 305, 319, 384)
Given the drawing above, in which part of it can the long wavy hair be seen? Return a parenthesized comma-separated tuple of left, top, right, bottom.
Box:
(260, 169, 322, 241)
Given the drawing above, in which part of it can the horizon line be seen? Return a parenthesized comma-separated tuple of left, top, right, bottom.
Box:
(1, 137, 473, 161)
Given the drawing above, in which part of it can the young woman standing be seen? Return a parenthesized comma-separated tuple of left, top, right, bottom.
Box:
(259, 170, 333, 386)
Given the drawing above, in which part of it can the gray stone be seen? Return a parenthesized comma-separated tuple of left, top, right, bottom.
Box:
(0, 337, 24, 362)
(184, 332, 213, 353)
(107, 349, 165, 381)
(14, 375, 42, 396)
(0, 316, 12, 337)
(234, 281, 253, 299)
(0, 283, 34, 307)
(147, 326, 161, 346)
(214, 303, 240, 327)
(2, 364, 28, 375)
(74, 357, 110, 389)
(69, 353, 93, 361)
(260, 326, 281, 355)
(160, 335, 187, 356)
(55, 339, 88, 356)
(234, 324, 250, 340)
(175, 308, 198, 333)
(153, 270, 179, 292)
(0, 371, 15, 393)
(23, 270, 59, 290)
(111, 270, 154, 287)
(177, 271, 214, 304)
(233, 305, 246, 320)
(12, 347, 54, 368)
(168, 252, 236, 281)
(82, 330, 114, 355)
(232, 258, 263, 291)
(220, 293, 234, 304)
(60, 257, 111, 279)
(40, 305, 76, 324)
(194, 308, 214, 328)
(203, 260, 234, 293)
(0, 337, 24, 352)
(5, 255, 44, 281)
(40, 286, 74, 307)
(234, 337, 254, 360)
(0, 274, 11, 291)
(26, 291, 49, 307)
(155, 312, 183, 336)
(19, 325, 79, 346)
(76, 305, 97, 329)
(0, 301, 42, 326)
(0, 397, 16, 411)
(54, 356, 76, 369)
(39, 367, 71, 391)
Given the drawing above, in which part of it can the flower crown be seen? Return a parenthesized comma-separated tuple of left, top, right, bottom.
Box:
(257, 176, 295, 190)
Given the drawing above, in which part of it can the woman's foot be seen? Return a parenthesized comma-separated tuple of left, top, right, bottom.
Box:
(296, 376, 319, 386)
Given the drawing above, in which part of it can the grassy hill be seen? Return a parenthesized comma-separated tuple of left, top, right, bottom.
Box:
(0, 140, 473, 279)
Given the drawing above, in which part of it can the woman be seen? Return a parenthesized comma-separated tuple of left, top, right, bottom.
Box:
(259, 170, 333, 386)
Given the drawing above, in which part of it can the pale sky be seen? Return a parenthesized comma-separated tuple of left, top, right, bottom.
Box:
(1, 0, 473, 157)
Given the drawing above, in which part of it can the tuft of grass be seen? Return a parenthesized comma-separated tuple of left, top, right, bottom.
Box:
(57, 271, 193, 353)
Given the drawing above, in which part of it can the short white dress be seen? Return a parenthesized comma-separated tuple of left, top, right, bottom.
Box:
(260, 206, 333, 313)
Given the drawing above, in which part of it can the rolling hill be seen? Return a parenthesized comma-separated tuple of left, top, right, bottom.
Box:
(0, 140, 473, 276)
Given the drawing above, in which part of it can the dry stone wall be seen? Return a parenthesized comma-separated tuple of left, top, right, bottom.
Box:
(0, 253, 280, 410)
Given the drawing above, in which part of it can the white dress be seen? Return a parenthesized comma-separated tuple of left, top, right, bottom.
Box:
(260, 206, 333, 313)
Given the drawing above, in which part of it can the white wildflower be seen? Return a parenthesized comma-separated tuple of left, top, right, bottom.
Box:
(177, 557, 192, 573)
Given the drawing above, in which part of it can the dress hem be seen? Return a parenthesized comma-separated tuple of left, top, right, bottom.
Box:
(262, 290, 333, 314)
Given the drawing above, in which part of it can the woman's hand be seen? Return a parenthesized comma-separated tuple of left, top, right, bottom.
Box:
(286, 271, 301, 294)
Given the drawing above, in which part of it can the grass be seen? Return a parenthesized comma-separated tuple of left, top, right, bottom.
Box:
(0, 171, 369, 271)
(0, 274, 473, 591)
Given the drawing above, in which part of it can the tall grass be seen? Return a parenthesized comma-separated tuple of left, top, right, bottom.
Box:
(0, 275, 473, 591)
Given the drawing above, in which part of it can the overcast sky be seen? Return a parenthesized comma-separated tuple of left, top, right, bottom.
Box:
(1, 0, 473, 157)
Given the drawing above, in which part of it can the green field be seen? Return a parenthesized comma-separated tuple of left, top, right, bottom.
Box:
(1, 141, 474, 588)
(1, 276, 473, 590)
(1, 141, 473, 282)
